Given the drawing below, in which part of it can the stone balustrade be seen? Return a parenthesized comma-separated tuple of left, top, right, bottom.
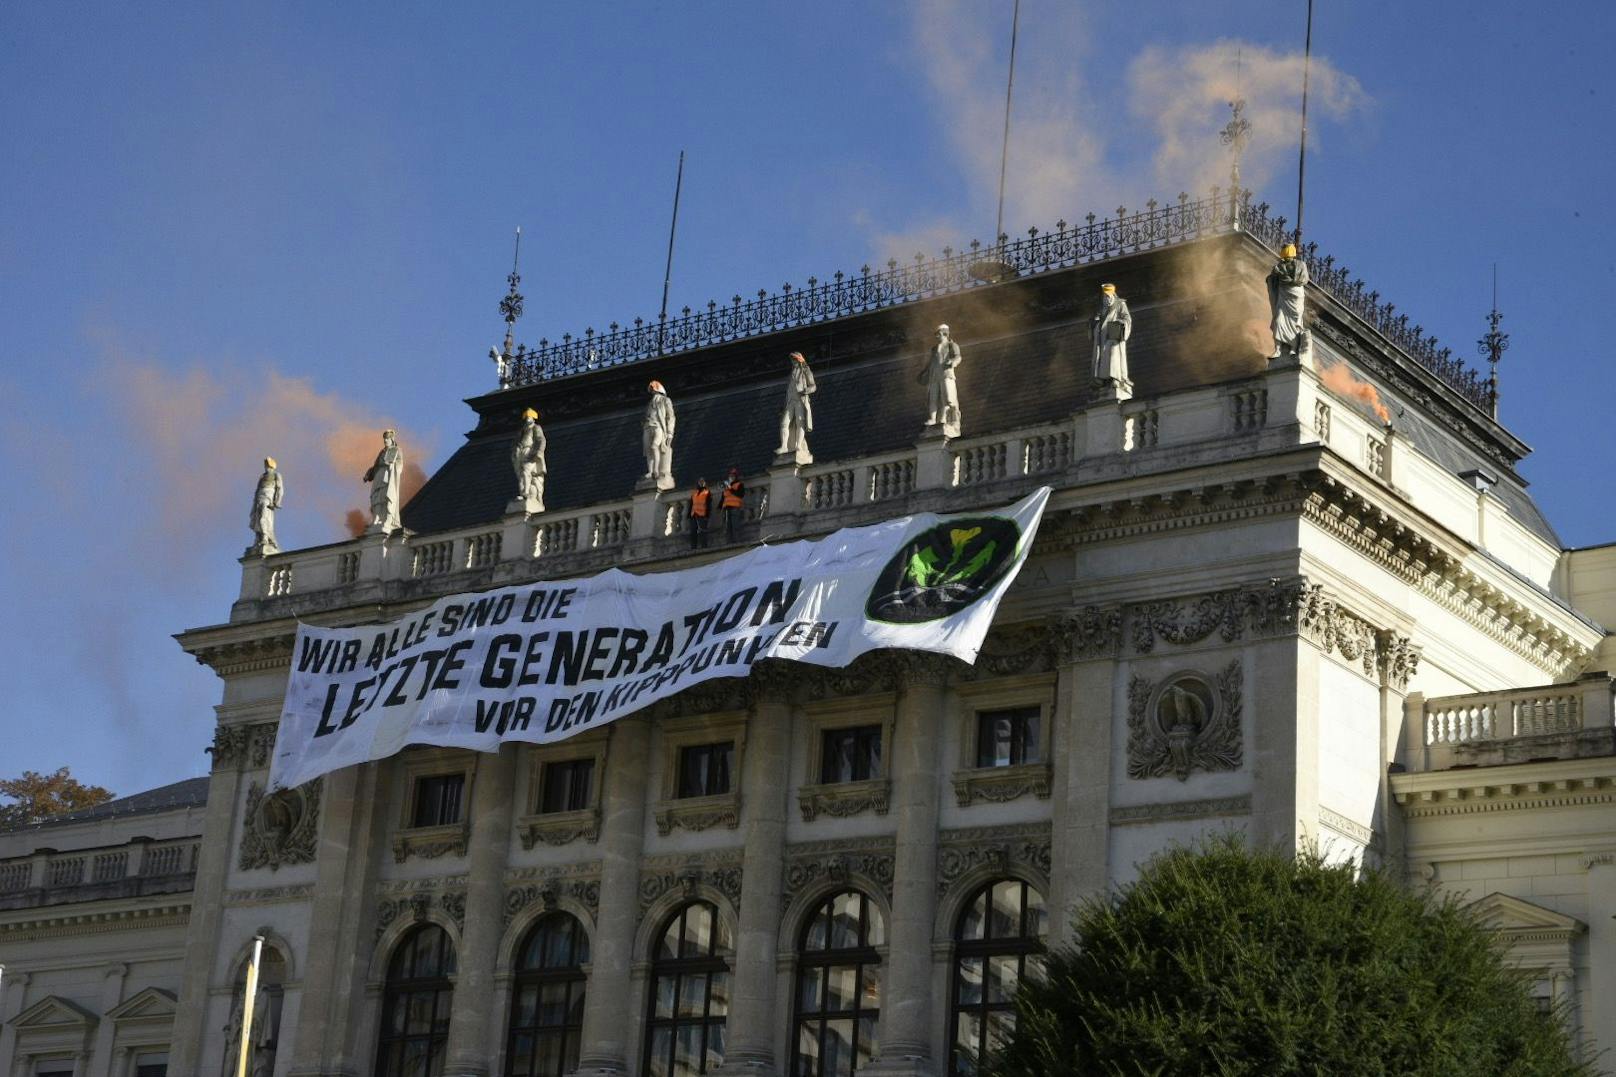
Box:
(1406, 674, 1616, 771)
(0, 838, 200, 909)
(237, 357, 1556, 613)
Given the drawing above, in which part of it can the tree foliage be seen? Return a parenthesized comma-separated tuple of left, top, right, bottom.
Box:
(0, 767, 115, 828)
(991, 836, 1591, 1077)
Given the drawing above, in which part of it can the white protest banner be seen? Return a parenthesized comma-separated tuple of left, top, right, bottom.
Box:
(268, 487, 1050, 789)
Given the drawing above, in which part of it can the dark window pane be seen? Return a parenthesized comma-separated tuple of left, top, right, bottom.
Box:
(975, 707, 1040, 768)
(820, 725, 881, 783)
(677, 743, 734, 798)
(412, 773, 464, 827)
(541, 759, 594, 814)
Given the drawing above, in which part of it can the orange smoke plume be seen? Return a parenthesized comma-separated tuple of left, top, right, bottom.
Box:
(100, 344, 436, 557)
(1320, 361, 1391, 424)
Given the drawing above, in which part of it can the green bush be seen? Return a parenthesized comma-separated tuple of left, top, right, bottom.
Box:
(990, 836, 1591, 1077)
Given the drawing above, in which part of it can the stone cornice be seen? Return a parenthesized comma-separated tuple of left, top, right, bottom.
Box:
(1302, 468, 1594, 677)
(0, 900, 191, 941)
(1392, 757, 1616, 818)
(180, 627, 297, 678)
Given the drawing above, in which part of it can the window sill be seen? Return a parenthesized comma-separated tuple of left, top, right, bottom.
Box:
(516, 808, 601, 849)
(951, 763, 1052, 807)
(654, 792, 740, 836)
(797, 778, 891, 822)
(391, 822, 469, 863)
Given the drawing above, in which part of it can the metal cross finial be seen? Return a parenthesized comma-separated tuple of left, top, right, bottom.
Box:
(1477, 264, 1509, 419)
(499, 226, 525, 355)
(1220, 96, 1251, 191)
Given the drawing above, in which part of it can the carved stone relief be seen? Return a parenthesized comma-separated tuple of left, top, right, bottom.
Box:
(1127, 660, 1243, 781)
(504, 877, 601, 927)
(782, 842, 896, 909)
(210, 725, 249, 771)
(935, 824, 1052, 901)
(238, 780, 321, 871)
(374, 886, 466, 940)
(639, 856, 744, 913)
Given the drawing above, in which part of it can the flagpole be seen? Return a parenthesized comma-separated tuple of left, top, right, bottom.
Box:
(235, 936, 264, 1077)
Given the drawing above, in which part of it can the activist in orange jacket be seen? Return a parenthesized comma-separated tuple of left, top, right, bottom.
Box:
(720, 467, 745, 544)
(688, 479, 712, 550)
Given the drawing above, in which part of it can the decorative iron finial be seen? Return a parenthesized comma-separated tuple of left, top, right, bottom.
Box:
(1220, 97, 1251, 191)
(1478, 264, 1509, 419)
(499, 227, 525, 356)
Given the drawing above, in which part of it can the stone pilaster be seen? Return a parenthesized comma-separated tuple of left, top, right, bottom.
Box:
(574, 717, 651, 1075)
(1048, 605, 1122, 945)
(1249, 635, 1318, 850)
(715, 691, 790, 1076)
(0, 972, 29, 1076)
(869, 658, 948, 1076)
(169, 735, 248, 1077)
(1584, 851, 1616, 1059)
(87, 963, 127, 1077)
(444, 747, 519, 1077)
(287, 761, 385, 1077)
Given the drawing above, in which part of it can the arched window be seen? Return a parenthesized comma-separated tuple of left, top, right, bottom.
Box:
(376, 923, 457, 1077)
(793, 890, 884, 1076)
(506, 913, 590, 1077)
(949, 879, 1048, 1074)
(643, 901, 732, 1076)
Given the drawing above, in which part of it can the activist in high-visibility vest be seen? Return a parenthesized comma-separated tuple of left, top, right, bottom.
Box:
(721, 468, 745, 544)
(688, 479, 712, 550)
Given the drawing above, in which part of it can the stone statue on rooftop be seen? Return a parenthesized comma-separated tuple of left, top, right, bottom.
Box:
(1267, 242, 1310, 360)
(1092, 283, 1133, 391)
(509, 407, 547, 515)
(641, 381, 676, 491)
(776, 351, 818, 464)
(489, 346, 509, 388)
(249, 457, 284, 555)
(363, 429, 403, 534)
(919, 323, 962, 438)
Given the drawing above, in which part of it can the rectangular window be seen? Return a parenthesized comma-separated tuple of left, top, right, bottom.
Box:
(976, 707, 1041, 768)
(540, 758, 594, 814)
(820, 725, 882, 784)
(35, 1066, 74, 1077)
(676, 742, 734, 798)
(134, 1051, 170, 1077)
(412, 773, 465, 828)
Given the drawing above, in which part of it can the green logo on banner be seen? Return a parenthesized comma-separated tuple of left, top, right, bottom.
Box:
(865, 515, 1022, 624)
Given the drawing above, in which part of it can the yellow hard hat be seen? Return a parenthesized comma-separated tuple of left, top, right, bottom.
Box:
(265, 456, 277, 469)
(1281, 243, 1297, 259)
(523, 407, 538, 421)
(1100, 283, 1117, 293)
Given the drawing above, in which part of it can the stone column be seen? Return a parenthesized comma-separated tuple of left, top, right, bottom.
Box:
(169, 730, 249, 1077)
(871, 659, 948, 1076)
(574, 717, 651, 1075)
(0, 972, 29, 1075)
(444, 746, 519, 1077)
(1584, 851, 1616, 1059)
(287, 761, 385, 1077)
(1047, 607, 1122, 946)
(716, 690, 792, 1075)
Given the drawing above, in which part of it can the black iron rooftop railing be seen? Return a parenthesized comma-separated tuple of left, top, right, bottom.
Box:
(501, 189, 1490, 412)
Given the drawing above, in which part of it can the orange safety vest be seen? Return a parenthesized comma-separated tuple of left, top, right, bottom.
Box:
(690, 488, 712, 517)
(720, 480, 745, 509)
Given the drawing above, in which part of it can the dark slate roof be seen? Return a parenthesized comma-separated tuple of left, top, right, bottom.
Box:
(402, 231, 1559, 550)
(8, 777, 210, 832)
(405, 236, 1273, 535)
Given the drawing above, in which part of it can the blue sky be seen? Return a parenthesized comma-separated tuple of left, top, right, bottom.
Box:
(2, 1, 1612, 797)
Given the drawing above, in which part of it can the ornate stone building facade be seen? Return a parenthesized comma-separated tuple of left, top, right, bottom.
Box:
(5, 196, 1615, 1075)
